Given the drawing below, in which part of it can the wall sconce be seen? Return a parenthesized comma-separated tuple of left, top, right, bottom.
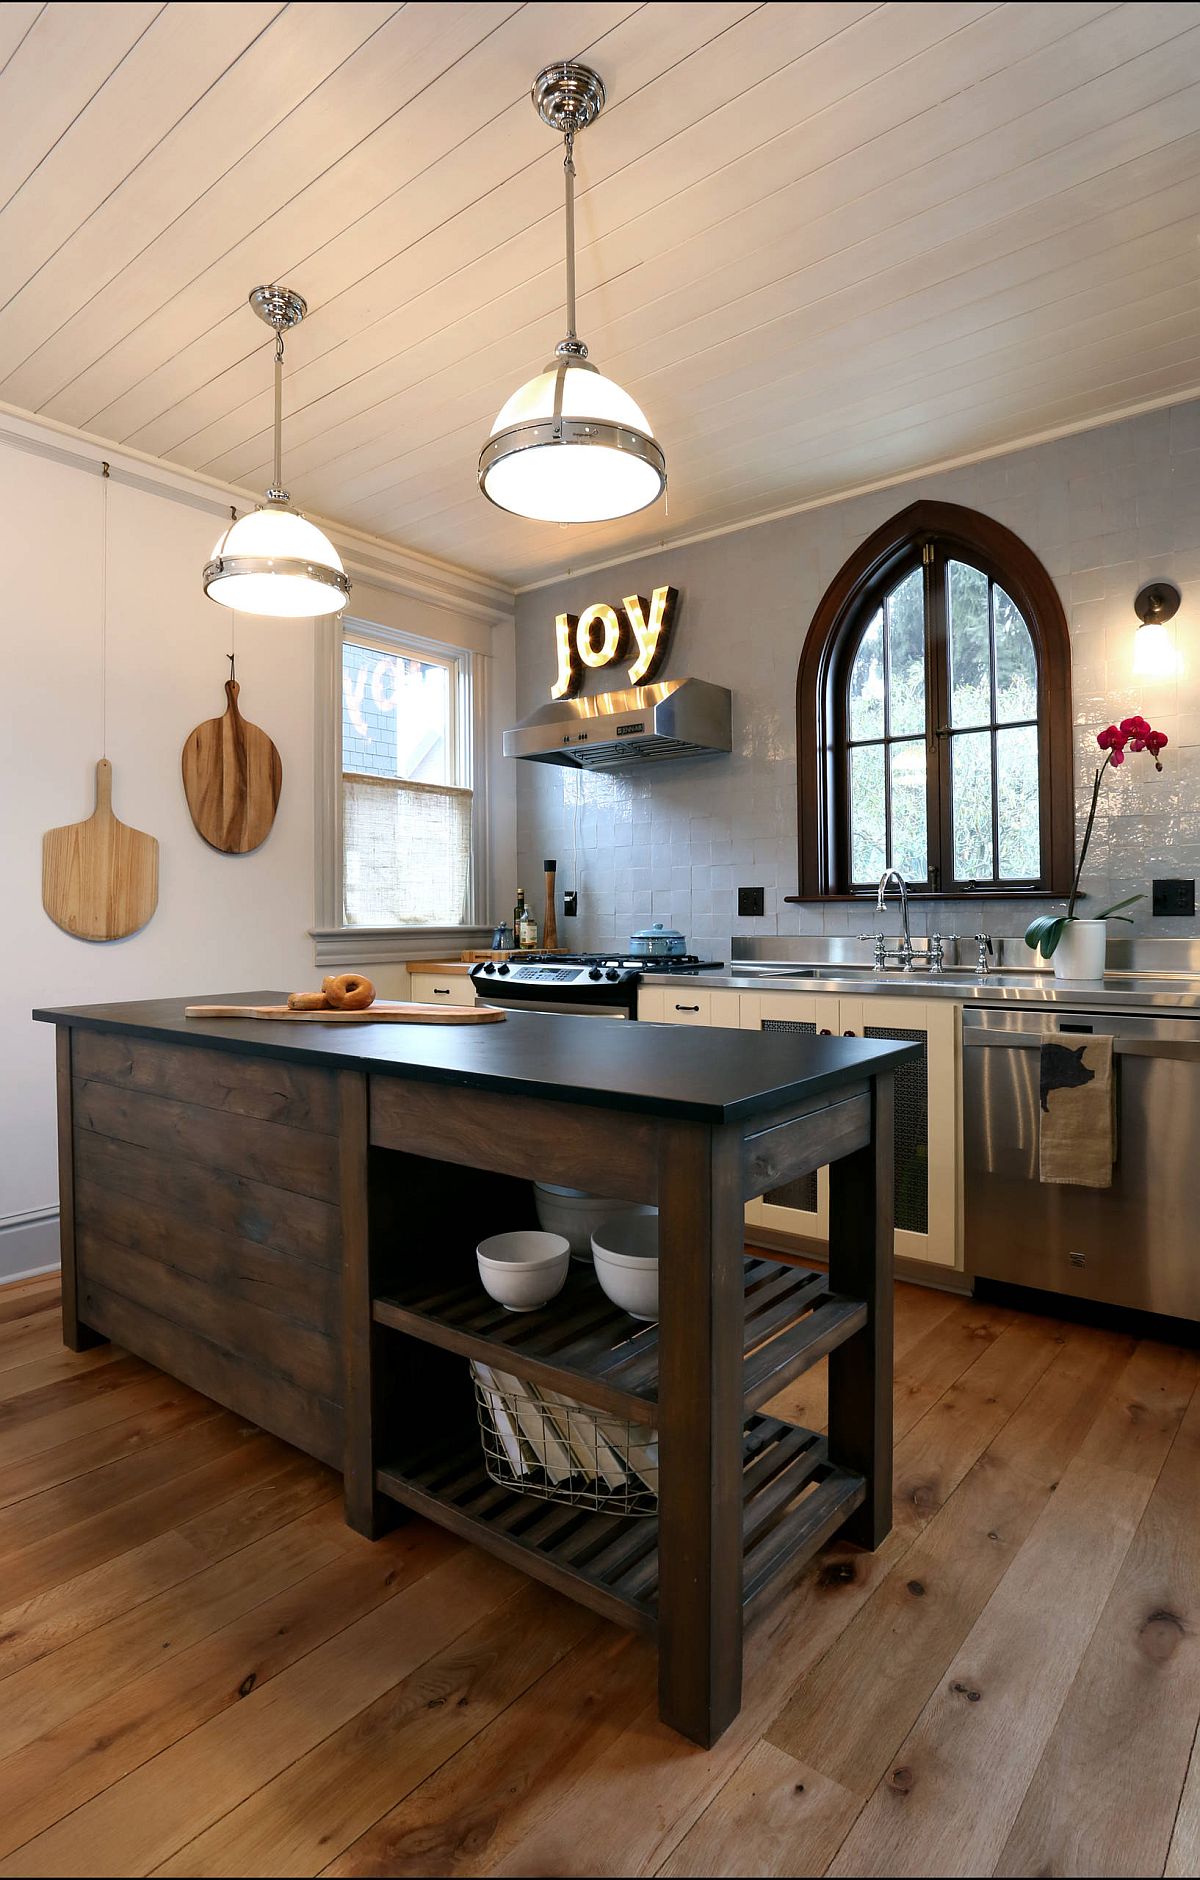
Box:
(1133, 581, 1180, 677)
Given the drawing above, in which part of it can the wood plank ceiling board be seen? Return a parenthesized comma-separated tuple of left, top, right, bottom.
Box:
(2, 2, 1200, 588)
(239, 3, 1196, 522)
(295, 6, 1200, 521)
(0, 1, 402, 411)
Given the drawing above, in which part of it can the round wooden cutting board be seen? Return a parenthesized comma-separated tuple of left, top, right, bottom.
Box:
(182, 679, 282, 854)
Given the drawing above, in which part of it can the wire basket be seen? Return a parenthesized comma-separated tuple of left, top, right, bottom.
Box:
(471, 1361, 658, 1516)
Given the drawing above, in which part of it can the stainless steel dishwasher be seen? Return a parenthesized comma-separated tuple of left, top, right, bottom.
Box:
(963, 1004, 1200, 1320)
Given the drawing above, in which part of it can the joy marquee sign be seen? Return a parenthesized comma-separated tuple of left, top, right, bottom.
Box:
(550, 584, 679, 699)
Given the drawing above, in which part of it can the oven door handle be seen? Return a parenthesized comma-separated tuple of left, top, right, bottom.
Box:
(964, 1032, 1200, 1062)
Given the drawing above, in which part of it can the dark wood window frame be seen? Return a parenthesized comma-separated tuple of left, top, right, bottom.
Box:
(793, 501, 1074, 902)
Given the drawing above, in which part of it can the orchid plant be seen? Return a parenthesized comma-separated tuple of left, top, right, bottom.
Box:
(1025, 713, 1168, 959)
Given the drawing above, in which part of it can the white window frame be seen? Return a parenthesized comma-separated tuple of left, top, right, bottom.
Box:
(312, 613, 492, 965)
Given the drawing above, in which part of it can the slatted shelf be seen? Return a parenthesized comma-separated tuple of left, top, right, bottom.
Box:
(373, 1256, 865, 1426)
(375, 1414, 863, 1634)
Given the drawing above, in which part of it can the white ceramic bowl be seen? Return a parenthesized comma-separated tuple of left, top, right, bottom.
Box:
(591, 1211, 660, 1321)
(477, 1230, 569, 1313)
(534, 1184, 651, 1262)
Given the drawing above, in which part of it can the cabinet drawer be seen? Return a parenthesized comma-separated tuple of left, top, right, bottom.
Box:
(660, 989, 713, 1025)
(409, 972, 476, 1007)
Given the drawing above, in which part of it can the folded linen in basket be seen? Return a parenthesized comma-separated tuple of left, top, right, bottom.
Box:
(1038, 1030, 1115, 1188)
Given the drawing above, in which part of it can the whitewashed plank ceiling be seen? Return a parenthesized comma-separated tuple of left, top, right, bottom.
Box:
(3, 1, 1200, 586)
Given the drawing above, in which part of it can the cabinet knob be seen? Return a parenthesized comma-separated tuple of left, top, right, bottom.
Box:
(819, 1027, 832, 1035)
(843, 1028, 856, 1037)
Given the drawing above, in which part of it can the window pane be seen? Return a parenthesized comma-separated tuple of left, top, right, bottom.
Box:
(344, 777, 471, 926)
(952, 730, 994, 880)
(848, 609, 884, 741)
(343, 641, 452, 784)
(947, 560, 991, 728)
(993, 586, 1037, 723)
(849, 743, 886, 884)
(996, 726, 1040, 877)
(885, 568, 925, 736)
(889, 740, 927, 880)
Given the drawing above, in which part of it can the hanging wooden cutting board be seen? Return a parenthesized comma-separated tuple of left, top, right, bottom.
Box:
(181, 678, 282, 853)
(42, 759, 159, 941)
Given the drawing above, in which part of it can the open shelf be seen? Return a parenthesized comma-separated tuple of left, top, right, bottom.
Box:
(375, 1414, 864, 1635)
(373, 1256, 865, 1426)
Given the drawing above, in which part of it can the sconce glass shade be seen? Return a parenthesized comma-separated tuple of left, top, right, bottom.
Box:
(479, 358, 666, 524)
(203, 502, 348, 618)
(1133, 619, 1176, 678)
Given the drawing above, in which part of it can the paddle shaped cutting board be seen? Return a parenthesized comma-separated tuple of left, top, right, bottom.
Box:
(181, 678, 282, 854)
(42, 759, 159, 941)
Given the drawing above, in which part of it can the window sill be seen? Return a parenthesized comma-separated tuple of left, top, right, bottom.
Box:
(311, 924, 493, 967)
(784, 889, 1076, 904)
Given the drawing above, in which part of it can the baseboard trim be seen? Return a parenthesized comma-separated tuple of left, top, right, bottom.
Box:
(745, 1224, 972, 1295)
(0, 1208, 61, 1284)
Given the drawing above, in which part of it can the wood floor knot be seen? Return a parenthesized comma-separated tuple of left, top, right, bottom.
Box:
(817, 1559, 858, 1589)
(889, 1766, 916, 1794)
(906, 1579, 926, 1597)
(951, 1680, 982, 1702)
(1138, 1609, 1187, 1663)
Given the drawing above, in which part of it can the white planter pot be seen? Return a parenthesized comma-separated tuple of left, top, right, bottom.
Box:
(1053, 918, 1107, 981)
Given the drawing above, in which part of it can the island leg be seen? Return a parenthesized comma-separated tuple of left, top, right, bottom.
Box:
(656, 1119, 746, 1747)
(827, 1069, 895, 1549)
(56, 1027, 105, 1352)
(338, 1069, 396, 1538)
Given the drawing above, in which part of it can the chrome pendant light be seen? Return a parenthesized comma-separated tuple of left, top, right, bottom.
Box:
(203, 286, 349, 618)
(479, 63, 666, 525)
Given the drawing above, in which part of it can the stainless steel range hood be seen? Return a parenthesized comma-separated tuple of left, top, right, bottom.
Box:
(503, 678, 732, 770)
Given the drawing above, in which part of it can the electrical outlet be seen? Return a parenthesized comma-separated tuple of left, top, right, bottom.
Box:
(563, 890, 578, 918)
(738, 886, 765, 917)
(1152, 878, 1195, 916)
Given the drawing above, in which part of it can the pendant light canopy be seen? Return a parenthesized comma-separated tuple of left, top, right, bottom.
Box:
(479, 64, 666, 525)
(203, 286, 349, 618)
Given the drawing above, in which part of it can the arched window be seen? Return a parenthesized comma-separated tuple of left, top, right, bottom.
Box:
(796, 501, 1073, 898)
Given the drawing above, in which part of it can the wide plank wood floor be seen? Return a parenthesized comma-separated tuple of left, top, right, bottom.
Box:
(0, 1269, 1197, 1878)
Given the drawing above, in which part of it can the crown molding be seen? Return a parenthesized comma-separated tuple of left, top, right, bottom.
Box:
(0, 401, 515, 626)
(513, 382, 1200, 593)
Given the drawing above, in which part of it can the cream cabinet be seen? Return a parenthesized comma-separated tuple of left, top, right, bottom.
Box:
(637, 985, 742, 1028)
(409, 970, 477, 1008)
(739, 990, 960, 1269)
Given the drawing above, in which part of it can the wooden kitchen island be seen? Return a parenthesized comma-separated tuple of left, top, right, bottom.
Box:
(34, 993, 915, 1748)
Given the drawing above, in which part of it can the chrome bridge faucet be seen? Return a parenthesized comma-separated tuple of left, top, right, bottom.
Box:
(876, 867, 913, 972)
(860, 869, 953, 973)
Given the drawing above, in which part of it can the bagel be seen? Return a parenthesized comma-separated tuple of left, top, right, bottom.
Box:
(287, 991, 329, 1011)
(321, 972, 375, 1011)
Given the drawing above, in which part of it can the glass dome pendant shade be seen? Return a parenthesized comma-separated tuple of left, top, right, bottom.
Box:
(479, 64, 666, 525)
(203, 286, 349, 619)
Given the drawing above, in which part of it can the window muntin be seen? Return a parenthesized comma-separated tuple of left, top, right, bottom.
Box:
(841, 551, 1041, 892)
(340, 631, 472, 927)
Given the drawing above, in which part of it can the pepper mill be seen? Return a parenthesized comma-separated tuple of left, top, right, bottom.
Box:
(543, 858, 559, 953)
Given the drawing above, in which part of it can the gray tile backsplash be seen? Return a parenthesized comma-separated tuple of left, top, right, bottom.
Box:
(514, 401, 1200, 955)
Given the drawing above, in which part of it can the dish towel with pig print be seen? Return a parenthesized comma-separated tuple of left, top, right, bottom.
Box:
(1038, 1031, 1115, 1187)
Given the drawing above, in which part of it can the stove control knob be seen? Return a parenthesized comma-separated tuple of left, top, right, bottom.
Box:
(605, 968, 620, 981)
(497, 961, 510, 975)
(588, 967, 602, 981)
(483, 961, 495, 973)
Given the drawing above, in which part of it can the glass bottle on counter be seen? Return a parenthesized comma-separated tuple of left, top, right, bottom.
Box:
(513, 888, 526, 943)
(520, 902, 539, 950)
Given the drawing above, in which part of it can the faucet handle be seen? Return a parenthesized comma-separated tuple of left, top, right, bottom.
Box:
(973, 932, 994, 973)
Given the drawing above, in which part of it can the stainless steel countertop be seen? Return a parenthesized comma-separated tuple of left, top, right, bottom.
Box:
(652, 965, 1200, 1012)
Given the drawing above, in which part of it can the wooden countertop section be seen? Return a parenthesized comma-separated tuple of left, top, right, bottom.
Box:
(34, 992, 918, 1125)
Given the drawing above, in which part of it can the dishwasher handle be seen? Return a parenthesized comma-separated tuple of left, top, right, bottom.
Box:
(964, 1031, 1200, 1062)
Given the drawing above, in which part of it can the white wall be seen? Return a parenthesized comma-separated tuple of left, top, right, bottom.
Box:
(0, 432, 515, 1281)
(515, 400, 1200, 957)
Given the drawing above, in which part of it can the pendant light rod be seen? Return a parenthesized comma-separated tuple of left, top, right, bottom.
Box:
(563, 129, 577, 343)
(271, 328, 285, 500)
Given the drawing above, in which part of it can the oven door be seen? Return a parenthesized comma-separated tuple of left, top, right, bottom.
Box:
(474, 994, 629, 1018)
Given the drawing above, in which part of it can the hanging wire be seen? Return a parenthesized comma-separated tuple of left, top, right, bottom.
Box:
(226, 505, 237, 680)
(99, 462, 110, 758)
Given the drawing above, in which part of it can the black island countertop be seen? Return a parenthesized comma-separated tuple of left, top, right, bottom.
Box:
(33, 991, 919, 1124)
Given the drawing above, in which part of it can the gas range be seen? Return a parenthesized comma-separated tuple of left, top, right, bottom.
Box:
(469, 951, 725, 1019)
